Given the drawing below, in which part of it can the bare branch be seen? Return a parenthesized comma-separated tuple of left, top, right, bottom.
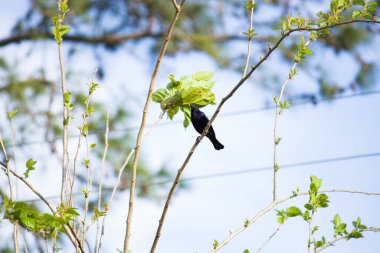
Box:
(95, 112, 109, 253)
(242, 1, 256, 77)
(0, 30, 267, 48)
(256, 225, 282, 253)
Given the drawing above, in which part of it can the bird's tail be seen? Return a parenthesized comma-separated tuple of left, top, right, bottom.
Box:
(209, 136, 224, 150)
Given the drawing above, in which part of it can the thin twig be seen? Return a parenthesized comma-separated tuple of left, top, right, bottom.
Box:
(55, 0, 71, 204)
(210, 189, 380, 252)
(0, 130, 14, 200)
(70, 69, 98, 205)
(308, 214, 313, 253)
(256, 225, 282, 253)
(123, 1, 186, 252)
(95, 112, 109, 253)
(100, 148, 135, 252)
(273, 38, 312, 201)
(0, 128, 18, 251)
(9, 116, 19, 197)
(242, 1, 255, 77)
(13, 224, 19, 253)
(20, 229, 30, 253)
(9, 114, 24, 252)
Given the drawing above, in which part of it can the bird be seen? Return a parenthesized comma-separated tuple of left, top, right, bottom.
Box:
(190, 104, 224, 150)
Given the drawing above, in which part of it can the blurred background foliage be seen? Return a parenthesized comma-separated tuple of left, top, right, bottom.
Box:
(0, 0, 379, 209)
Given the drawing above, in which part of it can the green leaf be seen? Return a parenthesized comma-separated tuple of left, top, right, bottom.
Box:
(59, 25, 70, 37)
(310, 175, 322, 192)
(276, 209, 287, 224)
(349, 230, 363, 238)
(353, 0, 365, 6)
(213, 240, 219, 249)
(333, 214, 347, 236)
(63, 91, 72, 104)
(89, 82, 100, 95)
(304, 203, 313, 210)
(192, 71, 214, 82)
(65, 208, 79, 217)
(7, 109, 19, 120)
(333, 213, 341, 225)
(366, 6, 377, 12)
(24, 158, 37, 178)
(244, 219, 250, 227)
(243, 250, 250, 253)
(152, 89, 169, 103)
(182, 87, 216, 106)
(91, 208, 107, 223)
(181, 106, 191, 128)
(167, 105, 180, 120)
(60, 1, 69, 13)
(352, 10, 361, 19)
(286, 206, 302, 217)
(316, 193, 329, 208)
(368, 1, 378, 6)
(166, 74, 182, 90)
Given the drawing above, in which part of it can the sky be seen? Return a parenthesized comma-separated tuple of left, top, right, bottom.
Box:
(0, 1, 380, 253)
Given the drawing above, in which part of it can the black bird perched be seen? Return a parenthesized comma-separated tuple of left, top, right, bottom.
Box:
(190, 104, 224, 150)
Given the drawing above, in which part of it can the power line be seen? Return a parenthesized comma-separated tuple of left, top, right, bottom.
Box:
(4, 151, 380, 203)
(151, 151, 380, 185)
(10, 89, 380, 147)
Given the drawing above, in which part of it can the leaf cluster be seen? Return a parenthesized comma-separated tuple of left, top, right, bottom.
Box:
(2, 198, 79, 238)
(51, 0, 70, 44)
(24, 158, 37, 178)
(276, 176, 329, 224)
(152, 71, 217, 128)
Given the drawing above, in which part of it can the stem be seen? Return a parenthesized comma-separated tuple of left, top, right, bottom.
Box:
(308, 214, 313, 253)
(13, 224, 19, 253)
(0, 130, 14, 201)
(272, 39, 312, 201)
(123, 1, 186, 252)
(0, 128, 18, 251)
(56, 0, 70, 204)
(242, 1, 255, 77)
(95, 112, 109, 253)
(9, 118, 19, 197)
(256, 225, 281, 253)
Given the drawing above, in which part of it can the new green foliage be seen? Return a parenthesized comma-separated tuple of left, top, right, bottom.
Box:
(24, 158, 37, 178)
(3, 197, 79, 237)
(152, 71, 217, 128)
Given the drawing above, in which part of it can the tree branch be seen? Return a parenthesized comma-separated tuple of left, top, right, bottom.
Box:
(0, 31, 265, 48)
